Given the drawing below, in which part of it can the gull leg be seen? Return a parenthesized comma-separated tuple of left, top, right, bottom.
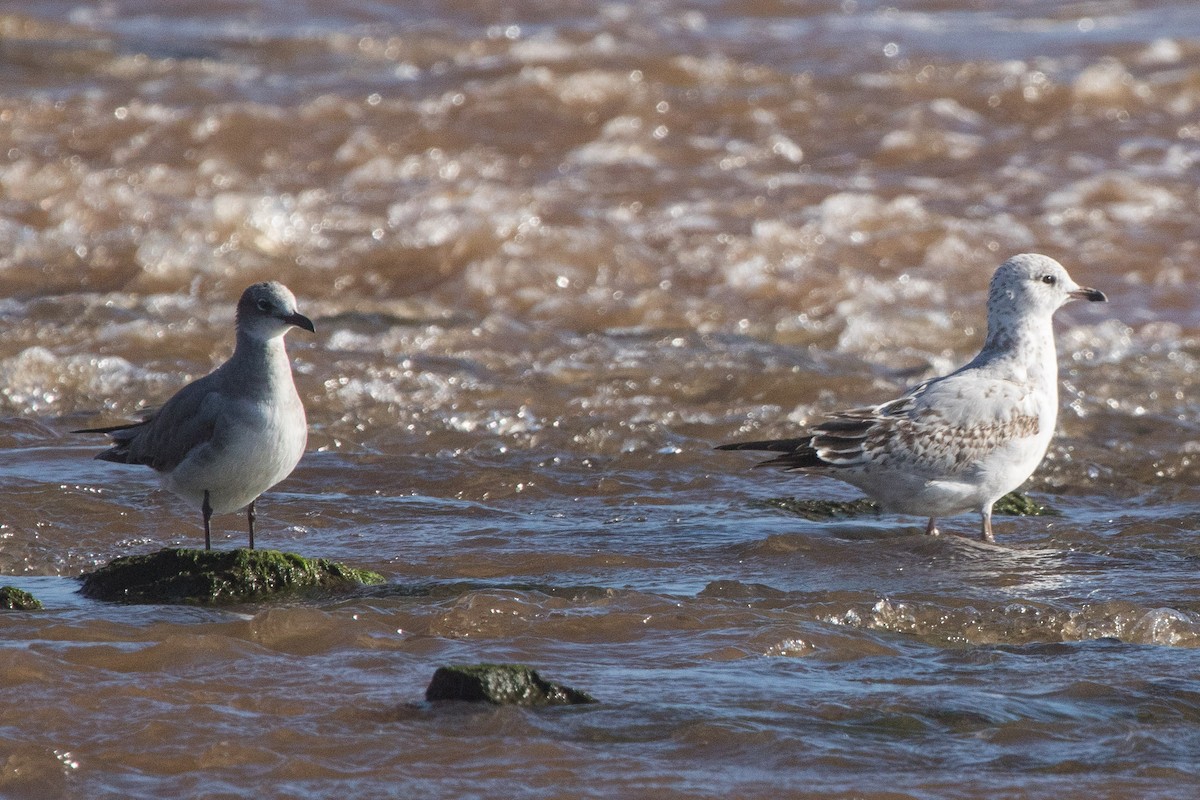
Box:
(247, 501, 256, 550)
(202, 490, 213, 551)
(925, 517, 940, 536)
(980, 505, 995, 543)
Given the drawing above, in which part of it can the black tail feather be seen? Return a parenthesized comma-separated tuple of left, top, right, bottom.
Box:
(74, 420, 146, 464)
(72, 422, 142, 435)
(716, 436, 826, 470)
(714, 437, 811, 453)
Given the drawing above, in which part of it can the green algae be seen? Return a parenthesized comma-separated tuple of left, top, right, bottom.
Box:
(425, 663, 597, 706)
(78, 548, 385, 605)
(752, 497, 881, 520)
(0, 586, 42, 610)
(754, 491, 1059, 520)
(992, 492, 1060, 517)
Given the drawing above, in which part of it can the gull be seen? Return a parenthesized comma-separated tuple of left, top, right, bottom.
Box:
(718, 254, 1107, 542)
(76, 282, 315, 550)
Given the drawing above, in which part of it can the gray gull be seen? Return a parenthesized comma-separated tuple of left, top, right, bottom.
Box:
(77, 282, 314, 550)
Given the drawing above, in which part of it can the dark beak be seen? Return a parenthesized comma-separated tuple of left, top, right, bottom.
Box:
(1069, 287, 1107, 303)
(283, 312, 316, 333)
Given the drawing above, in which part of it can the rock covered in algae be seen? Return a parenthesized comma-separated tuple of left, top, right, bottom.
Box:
(426, 663, 596, 706)
(78, 548, 385, 604)
(991, 492, 1060, 517)
(0, 586, 42, 610)
(755, 491, 1058, 520)
(752, 497, 881, 519)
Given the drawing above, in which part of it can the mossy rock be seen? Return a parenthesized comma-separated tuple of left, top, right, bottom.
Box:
(0, 586, 42, 610)
(755, 491, 1058, 520)
(78, 548, 385, 605)
(752, 497, 881, 519)
(992, 492, 1060, 517)
(426, 663, 596, 706)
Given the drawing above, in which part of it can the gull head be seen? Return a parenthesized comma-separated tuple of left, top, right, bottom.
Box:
(236, 282, 316, 341)
(988, 254, 1107, 322)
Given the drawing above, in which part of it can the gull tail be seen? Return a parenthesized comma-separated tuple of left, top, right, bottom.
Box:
(73, 421, 146, 464)
(715, 436, 825, 470)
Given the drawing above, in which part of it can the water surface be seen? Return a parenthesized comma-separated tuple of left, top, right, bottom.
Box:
(2, 0, 1200, 797)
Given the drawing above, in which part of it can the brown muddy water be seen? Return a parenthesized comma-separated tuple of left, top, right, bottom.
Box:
(1, 0, 1200, 797)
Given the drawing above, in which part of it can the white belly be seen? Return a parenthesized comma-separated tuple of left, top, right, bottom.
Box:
(163, 394, 307, 515)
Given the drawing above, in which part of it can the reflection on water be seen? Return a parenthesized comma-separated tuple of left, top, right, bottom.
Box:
(1, 0, 1200, 797)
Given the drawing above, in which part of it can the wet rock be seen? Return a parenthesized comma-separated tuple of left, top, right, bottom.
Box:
(756, 491, 1058, 520)
(0, 586, 42, 610)
(753, 497, 881, 519)
(425, 663, 596, 706)
(78, 548, 385, 604)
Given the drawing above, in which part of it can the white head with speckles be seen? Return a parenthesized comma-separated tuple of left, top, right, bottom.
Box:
(985, 254, 1106, 346)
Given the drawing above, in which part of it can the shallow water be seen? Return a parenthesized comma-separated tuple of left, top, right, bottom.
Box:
(2, 0, 1200, 797)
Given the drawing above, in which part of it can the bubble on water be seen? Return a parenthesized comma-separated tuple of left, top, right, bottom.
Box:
(878, 128, 983, 161)
(1129, 607, 1200, 647)
(1058, 319, 1135, 365)
(833, 272, 954, 362)
(764, 638, 813, 657)
(54, 750, 79, 771)
(1072, 58, 1147, 105)
(511, 36, 576, 63)
(565, 116, 660, 167)
(810, 192, 928, 244)
(1062, 602, 1200, 647)
(550, 69, 641, 107)
(927, 97, 984, 127)
(768, 133, 804, 163)
(1137, 37, 1183, 66)
(135, 229, 212, 279)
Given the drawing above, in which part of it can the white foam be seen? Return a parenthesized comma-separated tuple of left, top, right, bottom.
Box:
(0, 348, 150, 414)
(1044, 173, 1180, 224)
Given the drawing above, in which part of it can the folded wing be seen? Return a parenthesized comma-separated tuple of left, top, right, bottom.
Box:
(74, 373, 224, 473)
(717, 373, 1041, 478)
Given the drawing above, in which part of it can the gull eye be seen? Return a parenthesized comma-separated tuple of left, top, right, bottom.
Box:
(256, 299, 273, 312)
(1040, 274, 1057, 286)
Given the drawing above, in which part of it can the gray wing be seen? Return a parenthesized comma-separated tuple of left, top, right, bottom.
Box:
(79, 371, 227, 473)
(719, 372, 1042, 477)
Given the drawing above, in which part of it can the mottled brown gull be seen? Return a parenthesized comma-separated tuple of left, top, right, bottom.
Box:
(76, 282, 314, 550)
(718, 254, 1107, 542)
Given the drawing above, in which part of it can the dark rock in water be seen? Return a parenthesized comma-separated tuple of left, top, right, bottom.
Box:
(0, 586, 42, 610)
(78, 547, 385, 604)
(426, 663, 596, 706)
(755, 491, 1058, 520)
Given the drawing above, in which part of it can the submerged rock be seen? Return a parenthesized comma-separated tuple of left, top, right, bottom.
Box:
(0, 586, 42, 610)
(425, 663, 596, 706)
(755, 491, 1058, 520)
(752, 497, 880, 519)
(78, 548, 385, 604)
